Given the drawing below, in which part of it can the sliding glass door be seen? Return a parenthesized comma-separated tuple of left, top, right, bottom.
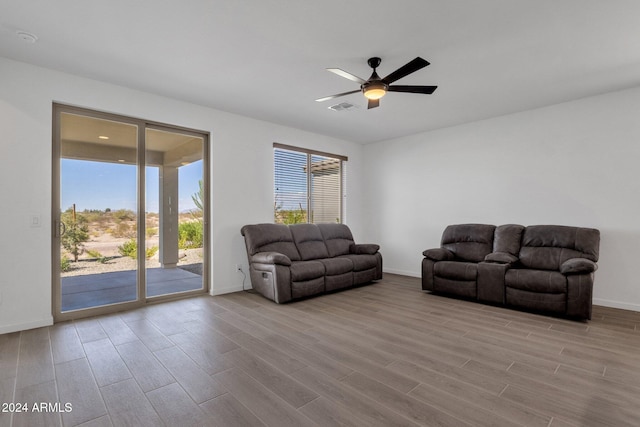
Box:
(53, 105, 208, 321)
(145, 127, 205, 299)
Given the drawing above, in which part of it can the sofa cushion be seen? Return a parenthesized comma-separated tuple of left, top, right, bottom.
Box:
(290, 224, 330, 260)
(434, 261, 478, 281)
(292, 278, 325, 299)
(560, 258, 598, 275)
(506, 287, 566, 314)
(241, 223, 301, 261)
(505, 269, 566, 294)
(318, 257, 353, 275)
(441, 224, 496, 262)
(318, 223, 355, 257)
(339, 254, 378, 272)
(518, 225, 600, 271)
(423, 248, 455, 261)
(493, 224, 525, 255)
(433, 277, 477, 298)
(484, 252, 518, 264)
(350, 243, 380, 255)
(290, 260, 325, 282)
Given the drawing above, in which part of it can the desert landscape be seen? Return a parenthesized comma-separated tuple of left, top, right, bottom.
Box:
(60, 208, 203, 277)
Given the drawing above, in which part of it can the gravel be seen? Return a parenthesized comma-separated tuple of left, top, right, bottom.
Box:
(61, 248, 203, 277)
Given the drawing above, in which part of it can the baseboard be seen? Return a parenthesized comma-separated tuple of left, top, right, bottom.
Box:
(593, 298, 640, 313)
(210, 284, 252, 296)
(383, 268, 420, 278)
(0, 316, 54, 335)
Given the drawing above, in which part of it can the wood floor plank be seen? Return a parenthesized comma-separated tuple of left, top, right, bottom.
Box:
(74, 415, 113, 427)
(55, 358, 107, 427)
(49, 323, 85, 365)
(15, 328, 54, 389)
(97, 315, 139, 346)
(0, 377, 16, 427)
(407, 384, 522, 427)
(309, 340, 420, 393)
(213, 368, 316, 427)
(167, 331, 237, 375)
(298, 396, 370, 427)
(73, 319, 108, 344)
(3, 273, 640, 427)
(225, 331, 307, 375)
(219, 348, 317, 409)
(115, 340, 175, 393)
(509, 361, 640, 409)
(340, 371, 471, 427)
(146, 383, 211, 427)
(82, 338, 132, 387)
(124, 319, 175, 352)
(100, 378, 162, 427)
(0, 332, 20, 381)
(387, 359, 550, 426)
(153, 346, 226, 404)
(277, 366, 421, 427)
(182, 312, 244, 337)
(262, 333, 354, 380)
(12, 380, 61, 427)
(199, 393, 266, 427)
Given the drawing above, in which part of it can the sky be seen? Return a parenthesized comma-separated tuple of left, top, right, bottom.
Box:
(61, 159, 203, 213)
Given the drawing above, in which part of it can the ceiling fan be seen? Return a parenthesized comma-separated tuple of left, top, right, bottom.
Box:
(316, 57, 437, 109)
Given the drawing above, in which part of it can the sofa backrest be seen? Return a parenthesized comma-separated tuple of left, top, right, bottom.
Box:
(519, 225, 600, 271)
(441, 224, 496, 262)
(240, 223, 301, 261)
(317, 223, 355, 257)
(290, 224, 330, 260)
(493, 224, 525, 256)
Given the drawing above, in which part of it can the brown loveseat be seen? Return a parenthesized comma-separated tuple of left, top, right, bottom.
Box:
(422, 224, 600, 319)
(241, 223, 382, 303)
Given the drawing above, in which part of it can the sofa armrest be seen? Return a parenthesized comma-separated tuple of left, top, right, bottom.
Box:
(422, 248, 454, 261)
(350, 243, 380, 255)
(484, 252, 518, 265)
(560, 258, 597, 275)
(251, 251, 292, 266)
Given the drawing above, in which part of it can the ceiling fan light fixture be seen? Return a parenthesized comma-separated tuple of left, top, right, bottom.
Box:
(363, 82, 387, 100)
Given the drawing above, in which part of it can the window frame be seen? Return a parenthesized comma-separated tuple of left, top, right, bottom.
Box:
(273, 143, 347, 224)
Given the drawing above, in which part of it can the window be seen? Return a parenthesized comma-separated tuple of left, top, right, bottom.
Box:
(274, 143, 347, 224)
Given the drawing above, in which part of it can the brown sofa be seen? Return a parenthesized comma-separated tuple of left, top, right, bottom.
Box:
(241, 223, 382, 303)
(422, 224, 600, 319)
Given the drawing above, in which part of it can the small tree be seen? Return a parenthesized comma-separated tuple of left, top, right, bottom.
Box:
(61, 207, 90, 262)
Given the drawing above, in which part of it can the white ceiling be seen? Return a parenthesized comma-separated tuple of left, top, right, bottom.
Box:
(2, 0, 640, 144)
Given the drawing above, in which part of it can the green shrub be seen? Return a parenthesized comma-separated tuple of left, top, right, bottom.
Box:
(60, 256, 71, 272)
(86, 249, 109, 264)
(146, 245, 159, 259)
(118, 239, 138, 259)
(146, 227, 157, 239)
(178, 221, 203, 249)
(117, 240, 158, 260)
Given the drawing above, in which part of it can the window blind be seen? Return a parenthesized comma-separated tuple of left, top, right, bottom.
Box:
(274, 144, 347, 224)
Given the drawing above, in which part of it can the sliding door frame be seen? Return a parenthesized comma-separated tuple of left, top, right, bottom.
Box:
(52, 103, 210, 322)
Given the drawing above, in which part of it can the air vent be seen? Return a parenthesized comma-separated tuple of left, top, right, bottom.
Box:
(328, 102, 358, 112)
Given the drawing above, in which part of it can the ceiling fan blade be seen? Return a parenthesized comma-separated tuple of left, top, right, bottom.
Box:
(367, 99, 380, 109)
(388, 85, 438, 94)
(327, 68, 367, 84)
(382, 57, 430, 84)
(315, 90, 361, 102)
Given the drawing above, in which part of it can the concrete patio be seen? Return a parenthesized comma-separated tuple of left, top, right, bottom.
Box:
(61, 266, 203, 312)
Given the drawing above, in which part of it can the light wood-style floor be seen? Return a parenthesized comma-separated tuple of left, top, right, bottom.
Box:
(2, 274, 640, 427)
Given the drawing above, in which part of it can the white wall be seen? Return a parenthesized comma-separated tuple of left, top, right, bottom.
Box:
(363, 86, 640, 312)
(0, 57, 364, 333)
